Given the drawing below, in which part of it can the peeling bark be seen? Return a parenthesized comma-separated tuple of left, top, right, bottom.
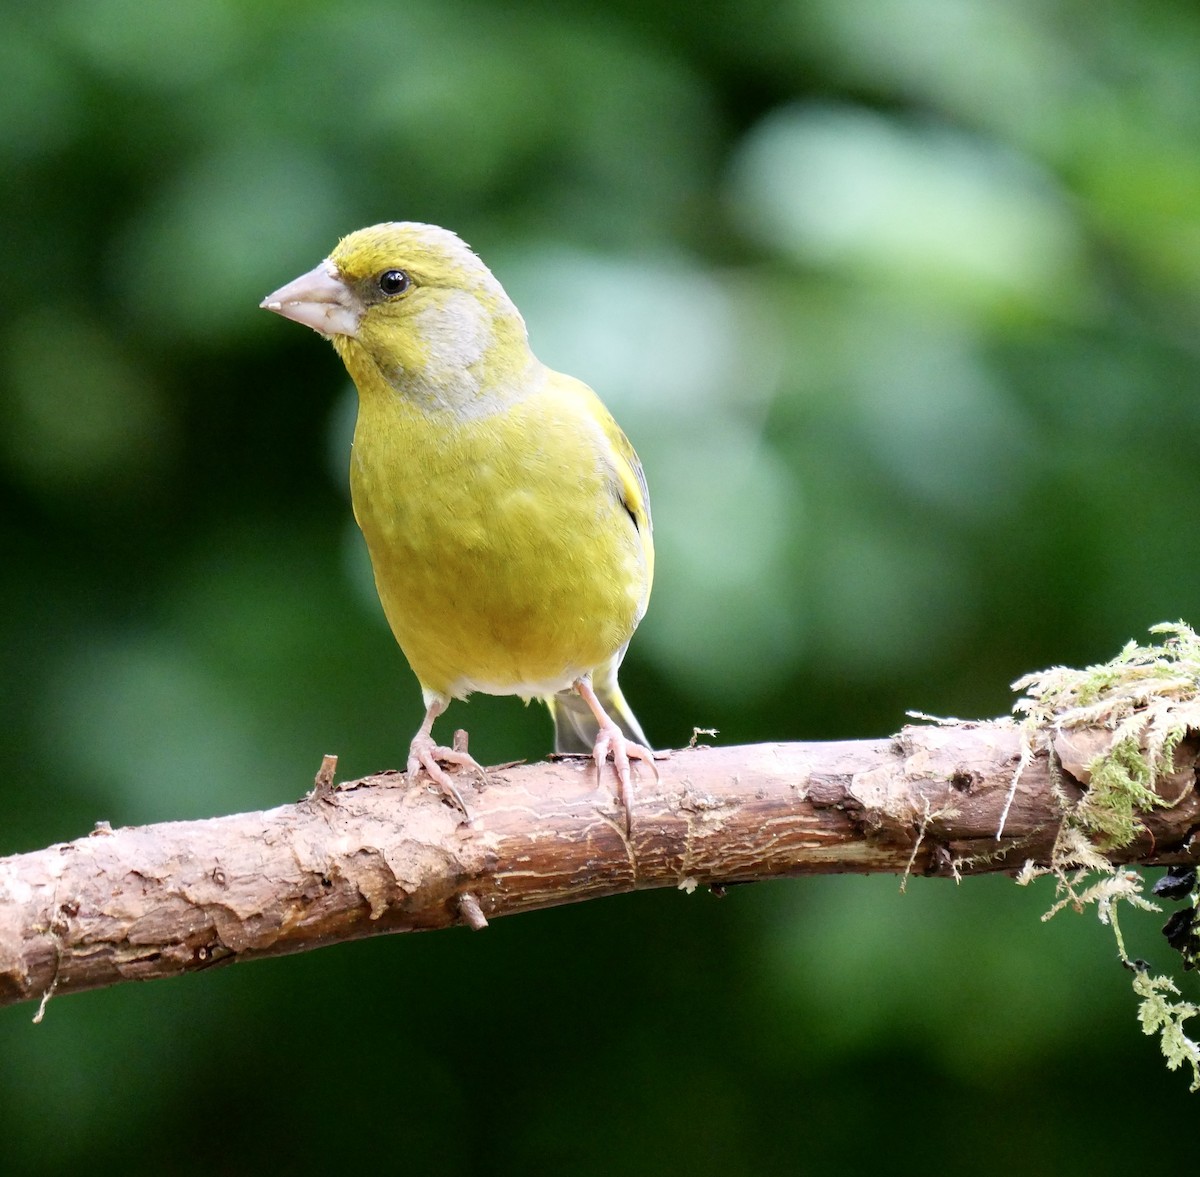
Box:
(3, 725, 1199, 1011)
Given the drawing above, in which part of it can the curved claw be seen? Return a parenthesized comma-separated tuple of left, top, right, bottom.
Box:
(407, 733, 485, 818)
(571, 676, 664, 835)
(590, 721, 658, 835)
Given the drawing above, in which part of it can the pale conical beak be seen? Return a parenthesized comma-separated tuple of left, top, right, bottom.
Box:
(260, 259, 364, 338)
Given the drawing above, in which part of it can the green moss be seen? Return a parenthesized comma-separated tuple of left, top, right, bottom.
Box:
(1012, 620, 1199, 849)
(1076, 733, 1169, 848)
(1012, 623, 1200, 1091)
(1133, 971, 1200, 1092)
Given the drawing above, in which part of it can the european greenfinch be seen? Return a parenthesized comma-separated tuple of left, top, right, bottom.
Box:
(261, 222, 659, 823)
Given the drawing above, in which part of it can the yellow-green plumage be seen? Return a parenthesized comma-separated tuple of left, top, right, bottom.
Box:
(261, 222, 656, 806)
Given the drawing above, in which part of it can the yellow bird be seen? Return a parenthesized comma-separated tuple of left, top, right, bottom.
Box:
(261, 222, 658, 821)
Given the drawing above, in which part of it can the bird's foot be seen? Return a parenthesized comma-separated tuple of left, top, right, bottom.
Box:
(591, 722, 660, 834)
(407, 734, 485, 819)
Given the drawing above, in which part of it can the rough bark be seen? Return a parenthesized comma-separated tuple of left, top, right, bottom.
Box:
(2, 723, 1199, 1012)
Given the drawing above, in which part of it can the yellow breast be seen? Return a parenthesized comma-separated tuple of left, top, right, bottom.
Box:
(349, 370, 651, 700)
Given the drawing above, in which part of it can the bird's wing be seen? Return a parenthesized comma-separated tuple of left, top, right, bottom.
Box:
(591, 395, 655, 608)
(584, 396, 651, 539)
(554, 372, 654, 567)
(610, 424, 652, 539)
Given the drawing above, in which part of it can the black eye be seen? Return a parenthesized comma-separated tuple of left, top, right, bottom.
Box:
(377, 269, 410, 296)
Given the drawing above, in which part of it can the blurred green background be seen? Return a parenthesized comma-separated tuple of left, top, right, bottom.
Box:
(5, 0, 1200, 1170)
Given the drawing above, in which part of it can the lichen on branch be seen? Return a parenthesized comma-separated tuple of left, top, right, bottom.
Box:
(1010, 621, 1200, 1090)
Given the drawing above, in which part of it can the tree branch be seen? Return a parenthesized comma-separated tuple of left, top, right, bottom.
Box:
(3, 723, 1199, 1011)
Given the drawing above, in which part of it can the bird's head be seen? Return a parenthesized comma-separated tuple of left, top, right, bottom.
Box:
(261, 222, 537, 409)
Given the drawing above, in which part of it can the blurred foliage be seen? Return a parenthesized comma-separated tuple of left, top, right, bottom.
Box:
(5, 0, 1200, 1170)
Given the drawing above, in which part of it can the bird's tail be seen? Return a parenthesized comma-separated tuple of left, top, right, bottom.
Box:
(546, 658, 650, 754)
